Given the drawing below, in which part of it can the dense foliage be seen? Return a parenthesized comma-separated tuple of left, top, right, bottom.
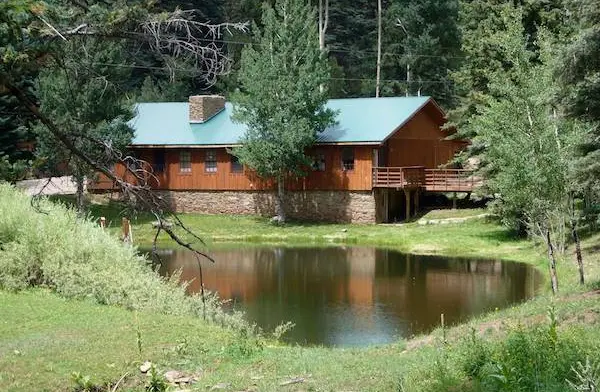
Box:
(232, 0, 335, 222)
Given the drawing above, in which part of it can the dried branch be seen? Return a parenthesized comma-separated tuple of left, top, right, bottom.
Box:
(58, 9, 249, 86)
(140, 10, 249, 85)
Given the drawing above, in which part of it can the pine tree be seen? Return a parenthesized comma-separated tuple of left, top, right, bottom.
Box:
(34, 39, 134, 212)
(383, 0, 460, 106)
(327, 0, 379, 97)
(560, 0, 600, 196)
(232, 0, 335, 223)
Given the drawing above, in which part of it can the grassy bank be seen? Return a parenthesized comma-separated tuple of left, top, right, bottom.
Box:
(3, 192, 600, 390)
(2, 285, 600, 391)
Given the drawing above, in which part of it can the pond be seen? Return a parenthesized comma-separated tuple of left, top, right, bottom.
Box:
(151, 246, 542, 347)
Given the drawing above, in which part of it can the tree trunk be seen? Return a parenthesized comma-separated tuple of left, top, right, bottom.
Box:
(318, 0, 329, 94)
(318, 0, 328, 51)
(75, 175, 86, 216)
(546, 229, 559, 294)
(375, 0, 382, 98)
(276, 176, 286, 223)
(571, 219, 585, 285)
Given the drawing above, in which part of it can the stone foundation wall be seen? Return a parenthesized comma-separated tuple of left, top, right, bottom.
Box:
(159, 190, 376, 223)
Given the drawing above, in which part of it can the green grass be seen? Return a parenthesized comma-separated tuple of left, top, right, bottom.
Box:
(3, 194, 597, 391)
(419, 207, 487, 220)
(2, 287, 600, 391)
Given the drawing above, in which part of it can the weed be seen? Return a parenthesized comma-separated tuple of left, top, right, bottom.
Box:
(272, 321, 295, 341)
(174, 337, 189, 356)
(567, 358, 600, 391)
(71, 372, 97, 392)
(225, 327, 264, 360)
(146, 365, 168, 392)
(135, 313, 143, 359)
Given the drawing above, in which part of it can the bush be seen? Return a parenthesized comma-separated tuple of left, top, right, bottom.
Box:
(0, 184, 249, 330)
(399, 320, 597, 392)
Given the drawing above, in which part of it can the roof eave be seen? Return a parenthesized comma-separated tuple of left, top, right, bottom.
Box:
(130, 141, 383, 148)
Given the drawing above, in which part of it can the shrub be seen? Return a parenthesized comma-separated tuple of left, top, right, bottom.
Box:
(0, 184, 249, 330)
(399, 320, 596, 392)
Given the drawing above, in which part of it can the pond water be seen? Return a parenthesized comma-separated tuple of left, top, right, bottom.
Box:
(151, 246, 541, 347)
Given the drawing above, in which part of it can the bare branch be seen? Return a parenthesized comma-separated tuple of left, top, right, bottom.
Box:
(140, 10, 248, 85)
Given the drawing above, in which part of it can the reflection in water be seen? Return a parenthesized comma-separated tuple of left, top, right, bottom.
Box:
(153, 247, 541, 347)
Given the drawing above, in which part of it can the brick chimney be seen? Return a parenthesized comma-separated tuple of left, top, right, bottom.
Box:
(188, 95, 226, 123)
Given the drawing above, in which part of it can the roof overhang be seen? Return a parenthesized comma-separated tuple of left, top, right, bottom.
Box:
(129, 144, 241, 149)
(130, 141, 383, 149)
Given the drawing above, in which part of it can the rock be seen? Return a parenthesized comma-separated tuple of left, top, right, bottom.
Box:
(163, 370, 199, 385)
(164, 370, 185, 383)
(341, 228, 348, 233)
(139, 361, 152, 373)
(270, 216, 285, 225)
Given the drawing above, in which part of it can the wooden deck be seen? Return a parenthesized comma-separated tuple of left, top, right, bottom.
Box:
(373, 167, 480, 192)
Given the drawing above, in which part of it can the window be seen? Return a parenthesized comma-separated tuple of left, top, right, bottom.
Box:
(230, 154, 243, 173)
(341, 147, 354, 171)
(311, 153, 326, 171)
(179, 151, 191, 173)
(153, 150, 166, 173)
(205, 150, 217, 173)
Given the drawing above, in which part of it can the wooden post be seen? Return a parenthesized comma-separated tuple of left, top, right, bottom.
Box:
(100, 216, 106, 230)
(384, 189, 389, 223)
(404, 189, 411, 221)
(122, 217, 133, 244)
(452, 192, 457, 209)
(414, 189, 420, 217)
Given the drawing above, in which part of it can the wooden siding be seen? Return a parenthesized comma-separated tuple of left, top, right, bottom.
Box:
(91, 145, 375, 191)
(385, 109, 464, 168)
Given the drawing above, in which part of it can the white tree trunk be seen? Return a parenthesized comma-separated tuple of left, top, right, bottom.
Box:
(319, 0, 329, 93)
(75, 174, 86, 216)
(376, 0, 382, 98)
(276, 176, 286, 223)
(546, 229, 559, 294)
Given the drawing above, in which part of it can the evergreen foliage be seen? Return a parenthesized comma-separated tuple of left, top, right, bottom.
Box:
(383, 0, 460, 106)
(33, 39, 134, 212)
(560, 0, 600, 204)
(232, 0, 335, 222)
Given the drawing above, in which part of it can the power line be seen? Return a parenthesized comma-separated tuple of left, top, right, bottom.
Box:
(138, 34, 466, 60)
(91, 61, 456, 84)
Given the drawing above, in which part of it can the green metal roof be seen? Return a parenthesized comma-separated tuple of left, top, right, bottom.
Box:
(131, 96, 433, 146)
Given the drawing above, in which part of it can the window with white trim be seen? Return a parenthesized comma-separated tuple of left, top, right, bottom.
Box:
(341, 147, 354, 171)
(312, 153, 326, 171)
(205, 150, 217, 173)
(179, 151, 192, 173)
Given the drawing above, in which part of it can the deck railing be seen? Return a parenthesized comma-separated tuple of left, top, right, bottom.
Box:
(372, 166, 426, 188)
(424, 169, 480, 192)
(373, 166, 480, 192)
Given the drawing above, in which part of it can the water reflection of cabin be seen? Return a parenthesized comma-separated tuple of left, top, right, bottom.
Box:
(90, 95, 473, 222)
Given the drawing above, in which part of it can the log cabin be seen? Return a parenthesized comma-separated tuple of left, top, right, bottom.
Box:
(90, 95, 472, 223)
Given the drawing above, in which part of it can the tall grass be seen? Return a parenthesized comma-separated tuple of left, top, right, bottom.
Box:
(399, 311, 600, 392)
(0, 184, 249, 330)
